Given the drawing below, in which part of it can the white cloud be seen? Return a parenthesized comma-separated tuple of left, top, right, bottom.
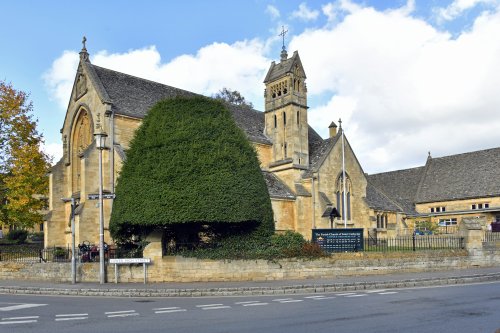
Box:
(291, 2, 320, 21)
(43, 50, 79, 109)
(291, 2, 500, 172)
(42, 142, 63, 165)
(43, 0, 500, 174)
(266, 4, 281, 20)
(435, 0, 499, 22)
(44, 40, 270, 112)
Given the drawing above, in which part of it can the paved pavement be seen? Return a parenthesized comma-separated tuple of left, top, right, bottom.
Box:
(0, 266, 499, 297)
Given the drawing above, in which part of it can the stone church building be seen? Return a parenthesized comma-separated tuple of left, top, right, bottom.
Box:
(45, 41, 500, 248)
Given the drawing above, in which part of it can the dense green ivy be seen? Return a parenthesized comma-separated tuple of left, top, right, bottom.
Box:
(109, 96, 274, 243)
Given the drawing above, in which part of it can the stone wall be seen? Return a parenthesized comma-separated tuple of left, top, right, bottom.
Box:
(1, 249, 499, 284)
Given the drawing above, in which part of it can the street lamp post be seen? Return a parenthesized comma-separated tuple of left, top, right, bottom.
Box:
(94, 131, 107, 284)
(61, 197, 76, 284)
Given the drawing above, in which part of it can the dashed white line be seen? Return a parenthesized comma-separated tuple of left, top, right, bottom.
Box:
(365, 289, 387, 293)
(345, 294, 367, 298)
(105, 310, 136, 314)
(0, 303, 47, 311)
(55, 313, 88, 317)
(105, 310, 138, 318)
(242, 302, 268, 306)
(155, 309, 187, 314)
(336, 293, 357, 296)
(378, 291, 398, 295)
(196, 304, 224, 308)
(55, 313, 89, 322)
(235, 301, 262, 305)
(55, 317, 88, 321)
(277, 299, 303, 303)
(272, 298, 293, 302)
(1, 316, 39, 321)
(0, 320, 37, 325)
(196, 304, 231, 310)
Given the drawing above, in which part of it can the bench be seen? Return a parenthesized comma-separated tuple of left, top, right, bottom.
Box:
(109, 258, 151, 284)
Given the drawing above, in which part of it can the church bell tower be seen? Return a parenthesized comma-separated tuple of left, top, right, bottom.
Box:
(263, 29, 309, 167)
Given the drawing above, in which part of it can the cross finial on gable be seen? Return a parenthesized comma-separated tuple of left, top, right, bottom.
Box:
(79, 36, 90, 62)
(338, 118, 342, 129)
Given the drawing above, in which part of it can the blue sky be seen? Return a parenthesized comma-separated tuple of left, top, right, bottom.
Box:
(1, 0, 500, 173)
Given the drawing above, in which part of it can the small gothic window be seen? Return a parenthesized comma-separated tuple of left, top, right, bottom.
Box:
(296, 111, 299, 125)
(283, 112, 286, 125)
(274, 115, 277, 128)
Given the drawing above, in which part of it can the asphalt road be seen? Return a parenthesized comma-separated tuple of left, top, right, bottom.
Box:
(1, 282, 499, 333)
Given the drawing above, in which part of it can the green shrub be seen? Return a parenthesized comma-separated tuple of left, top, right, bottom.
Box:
(271, 231, 306, 257)
(110, 96, 274, 244)
(28, 232, 44, 242)
(6, 229, 28, 243)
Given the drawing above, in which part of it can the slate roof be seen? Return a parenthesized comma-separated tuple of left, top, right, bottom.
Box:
(262, 171, 296, 200)
(263, 51, 305, 83)
(415, 147, 500, 203)
(367, 146, 500, 212)
(365, 183, 404, 212)
(367, 167, 424, 214)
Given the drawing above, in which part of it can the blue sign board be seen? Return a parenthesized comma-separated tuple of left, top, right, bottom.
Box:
(312, 228, 364, 252)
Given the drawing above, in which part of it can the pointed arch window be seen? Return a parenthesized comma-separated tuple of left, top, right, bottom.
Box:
(274, 115, 277, 128)
(335, 173, 352, 221)
(71, 109, 93, 192)
(283, 112, 287, 126)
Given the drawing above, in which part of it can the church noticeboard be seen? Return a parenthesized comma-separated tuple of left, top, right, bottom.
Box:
(312, 228, 364, 252)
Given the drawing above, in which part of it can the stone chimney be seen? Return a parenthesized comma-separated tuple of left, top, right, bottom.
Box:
(328, 121, 338, 138)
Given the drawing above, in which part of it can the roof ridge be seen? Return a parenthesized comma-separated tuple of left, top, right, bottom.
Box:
(414, 156, 432, 203)
(429, 146, 500, 161)
(91, 64, 200, 98)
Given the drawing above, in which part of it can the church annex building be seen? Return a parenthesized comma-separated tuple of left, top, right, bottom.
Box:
(45, 42, 500, 248)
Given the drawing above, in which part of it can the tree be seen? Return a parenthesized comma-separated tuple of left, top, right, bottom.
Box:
(0, 81, 50, 229)
(213, 88, 253, 109)
(109, 96, 273, 243)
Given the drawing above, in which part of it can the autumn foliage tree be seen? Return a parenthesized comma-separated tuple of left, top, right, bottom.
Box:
(0, 80, 50, 229)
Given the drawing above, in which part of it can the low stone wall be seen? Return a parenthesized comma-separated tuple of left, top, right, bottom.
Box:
(1, 249, 499, 283)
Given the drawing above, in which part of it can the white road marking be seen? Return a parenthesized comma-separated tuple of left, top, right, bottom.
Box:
(107, 313, 139, 318)
(242, 302, 268, 306)
(200, 306, 231, 310)
(155, 309, 187, 314)
(55, 317, 88, 321)
(235, 301, 261, 305)
(105, 310, 136, 314)
(105, 310, 138, 318)
(336, 293, 356, 296)
(312, 297, 337, 300)
(0, 320, 37, 325)
(55, 313, 89, 321)
(2, 316, 39, 320)
(365, 289, 387, 293)
(0, 303, 47, 311)
(277, 299, 303, 303)
(305, 295, 327, 299)
(378, 291, 398, 295)
(153, 307, 182, 311)
(272, 298, 293, 302)
(345, 294, 367, 298)
(196, 304, 224, 308)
